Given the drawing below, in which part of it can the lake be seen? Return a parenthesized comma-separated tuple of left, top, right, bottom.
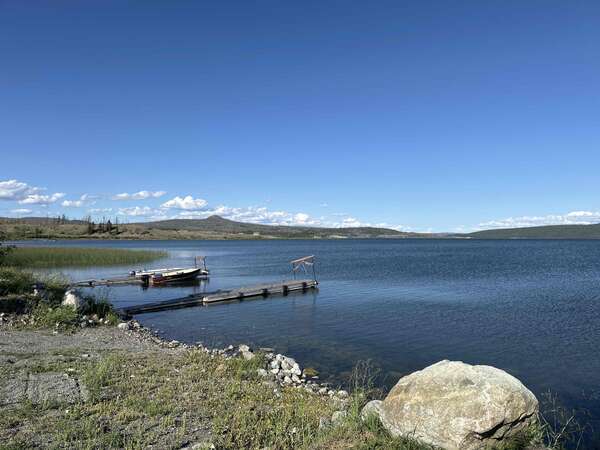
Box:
(20, 238, 600, 434)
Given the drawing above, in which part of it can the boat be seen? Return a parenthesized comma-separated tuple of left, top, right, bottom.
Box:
(129, 256, 209, 282)
(150, 267, 203, 285)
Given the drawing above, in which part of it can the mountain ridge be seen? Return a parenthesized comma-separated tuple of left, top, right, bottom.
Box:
(2, 215, 600, 239)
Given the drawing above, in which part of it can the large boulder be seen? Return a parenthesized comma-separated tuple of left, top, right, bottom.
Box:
(364, 360, 538, 450)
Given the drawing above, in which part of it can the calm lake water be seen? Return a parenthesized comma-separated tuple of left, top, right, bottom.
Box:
(19, 239, 600, 436)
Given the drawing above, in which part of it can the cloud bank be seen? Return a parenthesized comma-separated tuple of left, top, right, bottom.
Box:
(477, 211, 600, 229)
(0, 179, 65, 205)
(112, 190, 166, 200)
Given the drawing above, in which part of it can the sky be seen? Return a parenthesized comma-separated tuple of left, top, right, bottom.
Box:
(1, 1, 599, 232)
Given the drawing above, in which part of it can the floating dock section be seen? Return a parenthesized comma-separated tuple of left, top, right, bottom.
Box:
(118, 278, 318, 317)
(72, 277, 144, 287)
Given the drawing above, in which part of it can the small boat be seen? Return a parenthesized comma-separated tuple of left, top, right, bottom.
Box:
(151, 267, 203, 285)
(129, 255, 209, 284)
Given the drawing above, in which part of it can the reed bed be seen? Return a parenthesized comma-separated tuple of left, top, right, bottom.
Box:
(3, 246, 167, 268)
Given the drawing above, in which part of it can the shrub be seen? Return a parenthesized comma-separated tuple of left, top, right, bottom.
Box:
(32, 304, 79, 330)
(0, 267, 35, 296)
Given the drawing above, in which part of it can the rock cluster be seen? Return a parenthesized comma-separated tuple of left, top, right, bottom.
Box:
(117, 320, 350, 402)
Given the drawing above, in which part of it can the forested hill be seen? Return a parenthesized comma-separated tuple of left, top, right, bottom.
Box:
(0, 215, 426, 239)
(132, 215, 423, 238)
(465, 223, 600, 239)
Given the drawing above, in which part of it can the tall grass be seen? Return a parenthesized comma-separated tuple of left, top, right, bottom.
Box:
(2, 246, 167, 268)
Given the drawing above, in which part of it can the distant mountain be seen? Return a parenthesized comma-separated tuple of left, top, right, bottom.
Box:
(465, 223, 600, 239)
(0, 215, 425, 240)
(132, 215, 422, 239)
(5, 215, 598, 240)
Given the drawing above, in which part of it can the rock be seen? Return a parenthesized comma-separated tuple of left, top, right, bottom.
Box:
(361, 400, 383, 421)
(291, 363, 302, 376)
(61, 290, 81, 310)
(283, 376, 292, 384)
(302, 367, 319, 378)
(331, 410, 347, 424)
(337, 390, 349, 398)
(240, 349, 255, 360)
(372, 360, 539, 450)
(281, 360, 292, 371)
(291, 374, 300, 384)
(117, 322, 130, 331)
(256, 368, 268, 378)
(270, 368, 279, 375)
(239, 344, 251, 353)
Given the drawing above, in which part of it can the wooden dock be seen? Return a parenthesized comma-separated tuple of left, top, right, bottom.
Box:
(118, 279, 318, 317)
(72, 277, 144, 287)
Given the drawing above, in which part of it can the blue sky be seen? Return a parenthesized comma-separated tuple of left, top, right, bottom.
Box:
(1, 1, 599, 232)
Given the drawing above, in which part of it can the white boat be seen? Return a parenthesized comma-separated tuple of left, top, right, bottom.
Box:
(129, 255, 209, 283)
(150, 267, 204, 284)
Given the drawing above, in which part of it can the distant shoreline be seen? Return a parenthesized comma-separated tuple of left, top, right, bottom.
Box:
(3, 215, 600, 240)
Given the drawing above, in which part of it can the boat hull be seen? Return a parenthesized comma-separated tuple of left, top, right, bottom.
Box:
(151, 268, 204, 285)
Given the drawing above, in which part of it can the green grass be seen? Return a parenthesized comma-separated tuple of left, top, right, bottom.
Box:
(0, 341, 558, 450)
(4, 345, 538, 450)
(2, 246, 167, 268)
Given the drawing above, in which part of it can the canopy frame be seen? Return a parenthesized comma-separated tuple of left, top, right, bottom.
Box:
(291, 255, 316, 281)
(194, 256, 207, 271)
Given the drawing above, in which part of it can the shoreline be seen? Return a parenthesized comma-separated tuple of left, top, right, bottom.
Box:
(116, 318, 351, 399)
(0, 315, 375, 449)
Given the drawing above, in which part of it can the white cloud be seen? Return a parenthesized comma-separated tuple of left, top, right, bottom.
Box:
(477, 210, 600, 230)
(293, 213, 310, 224)
(89, 207, 113, 214)
(62, 194, 93, 207)
(118, 206, 159, 217)
(161, 195, 208, 211)
(10, 208, 32, 215)
(112, 190, 166, 200)
(340, 217, 362, 227)
(19, 192, 65, 205)
(0, 179, 42, 200)
(0, 179, 65, 205)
